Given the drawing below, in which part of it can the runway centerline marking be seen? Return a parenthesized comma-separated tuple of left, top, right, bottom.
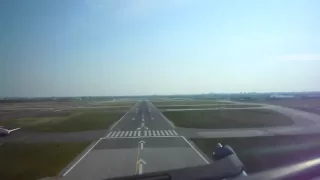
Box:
(135, 142, 141, 174)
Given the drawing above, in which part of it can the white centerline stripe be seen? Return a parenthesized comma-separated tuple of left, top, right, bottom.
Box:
(181, 136, 209, 164)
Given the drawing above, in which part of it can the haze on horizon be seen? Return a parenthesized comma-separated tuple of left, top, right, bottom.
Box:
(1, 0, 320, 97)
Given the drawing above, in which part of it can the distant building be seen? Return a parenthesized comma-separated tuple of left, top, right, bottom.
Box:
(268, 94, 295, 99)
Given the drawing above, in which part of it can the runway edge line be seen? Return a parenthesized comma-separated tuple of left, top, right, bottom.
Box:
(109, 102, 138, 131)
(147, 100, 176, 128)
(62, 138, 102, 177)
(181, 136, 210, 164)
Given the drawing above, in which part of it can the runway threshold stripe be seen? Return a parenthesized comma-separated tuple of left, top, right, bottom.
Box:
(164, 130, 169, 136)
(160, 130, 165, 136)
(115, 131, 121, 137)
(103, 136, 181, 139)
(106, 132, 112, 137)
(110, 131, 117, 137)
(172, 130, 178, 135)
(106, 130, 178, 138)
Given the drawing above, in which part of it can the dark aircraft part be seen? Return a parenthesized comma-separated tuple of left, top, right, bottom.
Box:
(213, 143, 233, 161)
(212, 143, 247, 177)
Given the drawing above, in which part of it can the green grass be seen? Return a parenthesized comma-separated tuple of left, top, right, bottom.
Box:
(0, 142, 90, 180)
(74, 106, 131, 112)
(91, 101, 136, 106)
(152, 100, 232, 106)
(1, 111, 124, 132)
(157, 104, 260, 109)
(163, 109, 293, 129)
(191, 134, 320, 173)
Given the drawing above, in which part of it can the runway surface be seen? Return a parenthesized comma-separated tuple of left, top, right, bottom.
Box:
(61, 101, 209, 180)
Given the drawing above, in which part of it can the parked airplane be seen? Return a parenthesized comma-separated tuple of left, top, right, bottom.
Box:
(0, 126, 20, 136)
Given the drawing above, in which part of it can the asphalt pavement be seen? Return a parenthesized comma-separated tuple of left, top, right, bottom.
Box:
(61, 101, 210, 180)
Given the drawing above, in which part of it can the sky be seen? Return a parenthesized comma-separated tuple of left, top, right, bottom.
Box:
(1, 0, 320, 97)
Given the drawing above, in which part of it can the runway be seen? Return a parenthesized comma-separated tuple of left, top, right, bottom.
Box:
(61, 101, 209, 180)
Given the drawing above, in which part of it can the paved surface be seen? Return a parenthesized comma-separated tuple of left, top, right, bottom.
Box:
(61, 101, 209, 180)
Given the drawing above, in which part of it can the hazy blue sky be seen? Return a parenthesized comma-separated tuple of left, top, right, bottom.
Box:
(1, 0, 320, 97)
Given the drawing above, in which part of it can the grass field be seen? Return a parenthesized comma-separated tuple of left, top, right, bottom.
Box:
(74, 106, 131, 112)
(157, 104, 261, 109)
(152, 100, 233, 106)
(163, 109, 293, 129)
(89, 101, 136, 107)
(0, 110, 124, 132)
(191, 134, 320, 173)
(0, 142, 89, 180)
